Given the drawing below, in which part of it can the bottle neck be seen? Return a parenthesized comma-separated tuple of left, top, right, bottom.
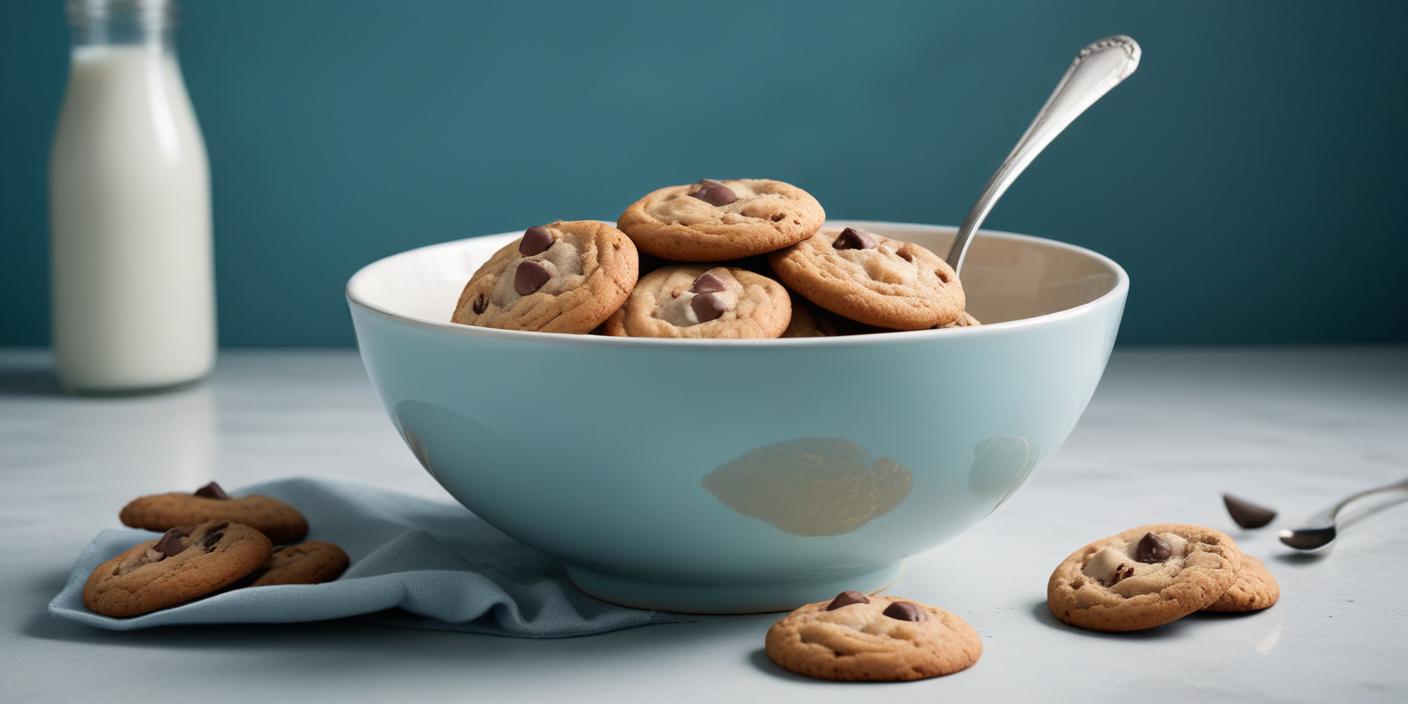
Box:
(67, 0, 178, 51)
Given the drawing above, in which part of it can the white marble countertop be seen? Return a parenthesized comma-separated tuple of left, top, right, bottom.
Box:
(2, 348, 1405, 703)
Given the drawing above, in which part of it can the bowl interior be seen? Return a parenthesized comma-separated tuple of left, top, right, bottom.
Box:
(348, 221, 1124, 331)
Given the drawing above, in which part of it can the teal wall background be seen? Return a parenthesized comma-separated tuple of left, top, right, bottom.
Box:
(2, 1, 1405, 346)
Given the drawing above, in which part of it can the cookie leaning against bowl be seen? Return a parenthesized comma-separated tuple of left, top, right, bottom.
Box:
(1046, 523, 1242, 632)
(83, 520, 272, 618)
(766, 591, 982, 682)
(770, 227, 965, 330)
(451, 220, 639, 334)
(617, 179, 825, 262)
(601, 265, 791, 339)
(120, 481, 308, 545)
(244, 540, 350, 587)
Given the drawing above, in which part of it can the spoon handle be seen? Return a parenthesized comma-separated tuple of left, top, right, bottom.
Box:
(946, 35, 1142, 273)
(1311, 476, 1408, 527)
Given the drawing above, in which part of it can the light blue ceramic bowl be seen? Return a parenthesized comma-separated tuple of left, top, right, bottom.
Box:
(347, 221, 1126, 612)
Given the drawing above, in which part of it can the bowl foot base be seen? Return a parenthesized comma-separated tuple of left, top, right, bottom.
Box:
(564, 562, 903, 614)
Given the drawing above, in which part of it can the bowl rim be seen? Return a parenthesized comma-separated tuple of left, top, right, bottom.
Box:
(346, 219, 1129, 348)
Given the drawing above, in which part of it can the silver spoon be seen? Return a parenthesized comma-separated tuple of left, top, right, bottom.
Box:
(1279, 477, 1408, 551)
(946, 35, 1142, 274)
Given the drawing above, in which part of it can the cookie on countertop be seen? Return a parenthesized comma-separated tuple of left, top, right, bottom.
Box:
(451, 220, 639, 334)
(244, 540, 350, 587)
(765, 591, 982, 681)
(617, 179, 825, 262)
(120, 481, 309, 545)
(601, 265, 791, 339)
(1047, 523, 1242, 632)
(770, 227, 965, 330)
(83, 520, 272, 618)
(1204, 555, 1279, 612)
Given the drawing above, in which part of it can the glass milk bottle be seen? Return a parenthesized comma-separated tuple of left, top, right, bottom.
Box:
(49, 0, 215, 393)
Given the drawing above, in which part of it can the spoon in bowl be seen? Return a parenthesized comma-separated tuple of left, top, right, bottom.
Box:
(946, 35, 1141, 274)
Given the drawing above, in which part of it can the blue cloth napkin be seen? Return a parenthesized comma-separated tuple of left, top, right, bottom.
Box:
(49, 477, 685, 636)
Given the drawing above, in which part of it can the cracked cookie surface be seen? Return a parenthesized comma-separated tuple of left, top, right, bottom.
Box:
(245, 540, 350, 587)
(1047, 523, 1241, 632)
(617, 179, 824, 261)
(601, 265, 790, 338)
(451, 220, 638, 334)
(769, 227, 965, 330)
(83, 520, 272, 618)
(766, 592, 981, 681)
(1204, 554, 1279, 612)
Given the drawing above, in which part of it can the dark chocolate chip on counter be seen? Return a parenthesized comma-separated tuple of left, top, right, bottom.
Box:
(1223, 493, 1277, 529)
(514, 260, 552, 295)
(194, 481, 229, 500)
(690, 292, 729, 323)
(154, 527, 191, 558)
(689, 179, 738, 207)
(826, 590, 871, 610)
(689, 271, 728, 294)
(882, 601, 926, 622)
(519, 226, 554, 256)
(1134, 532, 1172, 563)
(832, 227, 878, 251)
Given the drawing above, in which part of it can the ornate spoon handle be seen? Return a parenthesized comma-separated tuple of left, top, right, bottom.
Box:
(946, 35, 1141, 273)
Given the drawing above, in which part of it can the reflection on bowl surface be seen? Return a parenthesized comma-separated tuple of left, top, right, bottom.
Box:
(703, 438, 911, 537)
(349, 221, 1128, 612)
(969, 436, 1041, 512)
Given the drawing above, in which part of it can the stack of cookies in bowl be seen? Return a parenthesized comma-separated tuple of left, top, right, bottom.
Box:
(450, 179, 974, 337)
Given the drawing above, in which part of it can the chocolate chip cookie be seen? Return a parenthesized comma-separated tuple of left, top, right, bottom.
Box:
(1047, 524, 1242, 632)
(120, 481, 308, 545)
(770, 227, 965, 330)
(781, 298, 883, 337)
(245, 540, 350, 587)
(1204, 555, 1279, 612)
(766, 592, 982, 681)
(451, 220, 639, 334)
(83, 521, 272, 618)
(600, 265, 791, 338)
(938, 311, 981, 329)
(617, 179, 825, 261)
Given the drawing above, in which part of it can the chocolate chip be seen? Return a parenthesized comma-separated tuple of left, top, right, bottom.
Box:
(1223, 493, 1277, 529)
(201, 531, 224, 551)
(690, 292, 729, 323)
(207, 522, 228, 533)
(1109, 563, 1135, 586)
(882, 601, 925, 622)
(1134, 532, 1173, 563)
(154, 527, 191, 559)
(472, 293, 487, 314)
(826, 590, 871, 610)
(689, 179, 738, 206)
(514, 260, 552, 295)
(689, 271, 728, 294)
(832, 227, 878, 250)
(194, 481, 229, 500)
(519, 226, 554, 256)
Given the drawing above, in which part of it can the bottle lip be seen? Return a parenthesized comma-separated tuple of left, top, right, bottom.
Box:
(66, 0, 178, 28)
